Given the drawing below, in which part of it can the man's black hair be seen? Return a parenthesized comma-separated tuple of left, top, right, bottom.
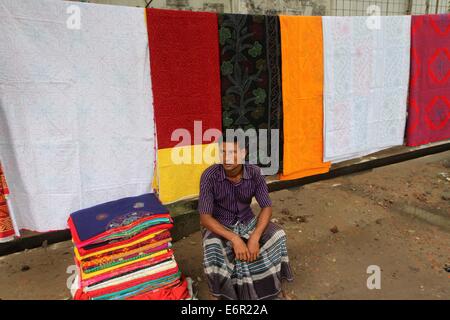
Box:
(218, 133, 246, 150)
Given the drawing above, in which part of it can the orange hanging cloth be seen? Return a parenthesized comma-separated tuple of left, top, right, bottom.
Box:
(0, 163, 15, 242)
(279, 16, 331, 180)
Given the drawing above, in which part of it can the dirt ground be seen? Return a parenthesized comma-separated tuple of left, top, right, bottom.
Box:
(0, 151, 449, 300)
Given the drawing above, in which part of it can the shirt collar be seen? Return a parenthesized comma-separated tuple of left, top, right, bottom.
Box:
(218, 164, 250, 181)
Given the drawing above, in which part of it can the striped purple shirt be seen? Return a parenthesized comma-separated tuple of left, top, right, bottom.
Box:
(198, 164, 272, 227)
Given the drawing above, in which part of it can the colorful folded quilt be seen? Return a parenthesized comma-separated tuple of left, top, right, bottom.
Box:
(81, 231, 172, 267)
(75, 223, 174, 257)
(86, 268, 181, 300)
(79, 248, 172, 281)
(94, 217, 171, 242)
(75, 271, 182, 300)
(82, 242, 172, 274)
(82, 243, 172, 275)
(126, 276, 190, 300)
(68, 193, 188, 300)
(81, 250, 175, 287)
(84, 259, 178, 292)
(69, 193, 169, 244)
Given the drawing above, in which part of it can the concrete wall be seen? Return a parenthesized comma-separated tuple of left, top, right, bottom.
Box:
(68, 0, 334, 15)
(72, 0, 238, 12)
(70, 0, 450, 15)
(331, 0, 450, 15)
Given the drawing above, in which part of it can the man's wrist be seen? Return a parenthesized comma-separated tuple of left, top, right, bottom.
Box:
(229, 233, 241, 243)
(249, 231, 262, 241)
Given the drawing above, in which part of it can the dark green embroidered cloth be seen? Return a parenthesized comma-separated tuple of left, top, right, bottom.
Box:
(218, 14, 282, 169)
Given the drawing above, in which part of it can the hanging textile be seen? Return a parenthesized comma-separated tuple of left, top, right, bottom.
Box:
(155, 144, 219, 204)
(406, 14, 450, 146)
(323, 16, 411, 163)
(218, 14, 282, 169)
(0, 164, 15, 242)
(279, 16, 330, 180)
(0, 0, 155, 231)
(146, 8, 222, 203)
(146, 8, 222, 149)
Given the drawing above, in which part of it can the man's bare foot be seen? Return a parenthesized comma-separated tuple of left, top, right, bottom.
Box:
(280, 290, 297, 300)
(276, 291, 285, 300)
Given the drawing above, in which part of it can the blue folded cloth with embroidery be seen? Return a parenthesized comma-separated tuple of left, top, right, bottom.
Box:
(69, 193, 169, 242)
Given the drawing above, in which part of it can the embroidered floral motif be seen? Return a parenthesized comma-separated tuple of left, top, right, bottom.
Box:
(106, 211, 157, 230)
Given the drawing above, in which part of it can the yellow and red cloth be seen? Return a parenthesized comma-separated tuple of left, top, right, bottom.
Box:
(146, 9, 222, 204)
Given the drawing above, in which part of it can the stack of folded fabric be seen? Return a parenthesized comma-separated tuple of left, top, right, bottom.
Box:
(68, 193, 190, 300)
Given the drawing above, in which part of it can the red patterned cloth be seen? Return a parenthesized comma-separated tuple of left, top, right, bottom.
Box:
(146, 8, 222, 149)
(406, 14, 450, 146)
(0, 164, 15, 242)
(127, 276, 190, 300)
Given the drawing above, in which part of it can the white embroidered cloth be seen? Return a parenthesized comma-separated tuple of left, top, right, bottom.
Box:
(323, 16, 411, 163)
(0, 0, 155, 232)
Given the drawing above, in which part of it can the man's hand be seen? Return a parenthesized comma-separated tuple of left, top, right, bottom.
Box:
(231, 236, 250, 262)
(247, 235, 260, 262)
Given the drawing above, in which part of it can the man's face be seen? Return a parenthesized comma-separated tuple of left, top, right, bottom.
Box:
(220, 142, 246, 172)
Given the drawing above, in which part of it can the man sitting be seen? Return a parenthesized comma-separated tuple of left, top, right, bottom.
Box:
(198, 136, 293, 300)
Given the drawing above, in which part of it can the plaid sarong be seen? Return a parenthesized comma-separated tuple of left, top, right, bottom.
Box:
(202, 217, 293, 300)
